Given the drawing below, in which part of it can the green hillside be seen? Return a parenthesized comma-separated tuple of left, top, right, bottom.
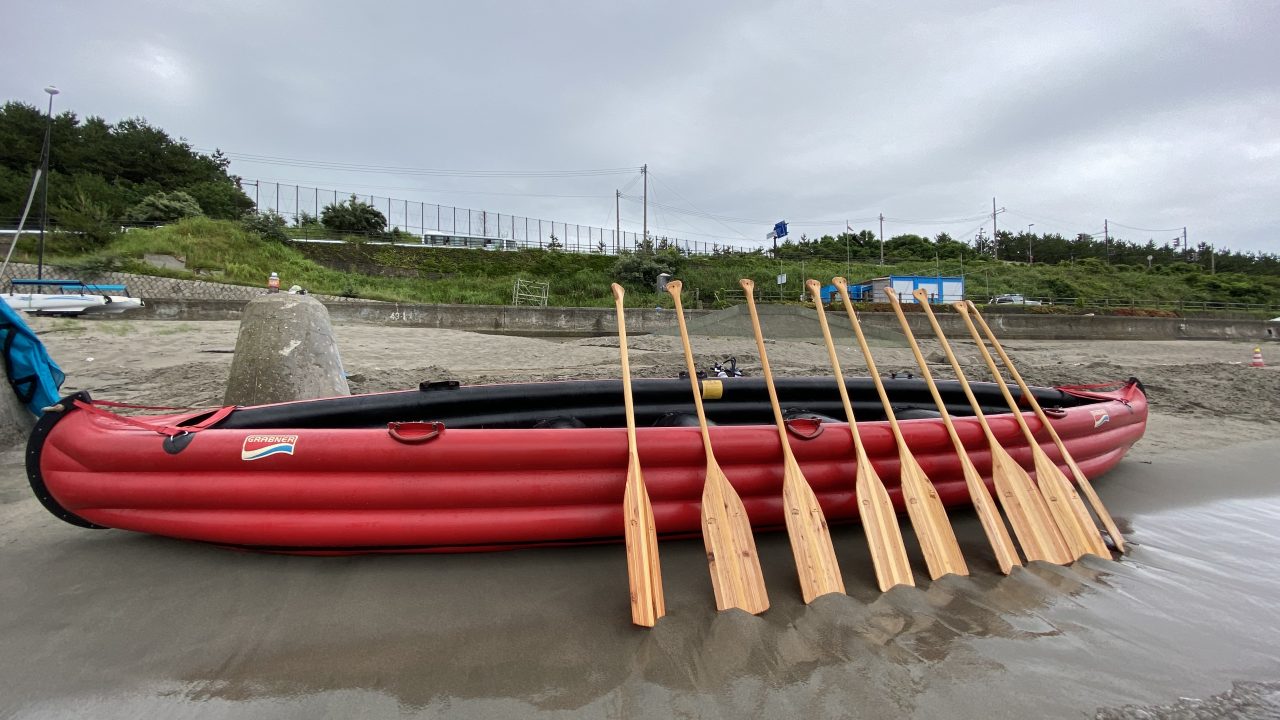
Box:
(11, 218, 1280, 315)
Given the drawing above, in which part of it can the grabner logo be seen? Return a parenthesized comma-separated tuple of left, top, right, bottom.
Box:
(241, 434, 299, 461)
(1090, 410, 1111, 429)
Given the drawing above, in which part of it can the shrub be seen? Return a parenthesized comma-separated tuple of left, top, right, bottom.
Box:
(241, 210, 290, 243)
(54, 189, 117, 248)
(612, 251, 683, 288)
(127, 190, 204, 223)
(321, 195, 386, 235)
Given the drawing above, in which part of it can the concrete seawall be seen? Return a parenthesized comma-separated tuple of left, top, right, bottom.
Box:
(858, 310, 1279, 342)
(136, 298, 1278, 341)
(139, 298, 695, 336)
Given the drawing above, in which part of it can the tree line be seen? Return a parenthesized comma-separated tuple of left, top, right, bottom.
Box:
(0, 101, 256, 241)
(767, 229, 1280, 276)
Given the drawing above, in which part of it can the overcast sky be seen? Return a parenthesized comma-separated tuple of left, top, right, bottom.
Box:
(4, 0, 1277, 253)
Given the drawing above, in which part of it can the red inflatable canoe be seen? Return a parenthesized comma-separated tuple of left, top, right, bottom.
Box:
(27, 376, 1146, 553)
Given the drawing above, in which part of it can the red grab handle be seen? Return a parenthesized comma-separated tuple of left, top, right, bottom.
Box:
(387, 421, 446, 444)
(784, 417, 824, 440)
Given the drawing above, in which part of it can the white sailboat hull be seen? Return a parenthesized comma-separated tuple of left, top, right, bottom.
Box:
(3, 293, 143, 316)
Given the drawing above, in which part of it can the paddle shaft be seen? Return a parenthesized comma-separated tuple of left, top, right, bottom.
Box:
(807, 279, 914, 591)
(897, 290, 1020, 574)
(666, 282, 717, 458)
(612, 285, 641, 452)
(964, 302, 1126, 553)
(740, 280, 805, 459)
(611, 283, 665, 626)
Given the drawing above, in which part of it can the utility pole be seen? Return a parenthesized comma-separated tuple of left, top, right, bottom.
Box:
(37, 86, 59, 280)
(1104, 219, 1109, 263)
(615, 190, 621, 254)
(878, 213, 885, 265)
(641, 164, 648, 243)
(992, 197, 998, 260)
(845, 220, 851, 277)
(1183, 226, 1188, 260)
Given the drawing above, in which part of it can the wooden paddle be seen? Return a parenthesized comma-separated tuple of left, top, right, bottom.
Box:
(739, 279, 845, 602)
(963, 301, 1125, 552)
(893, 289, 1021, 574)
(952, 302, 1111, 559)
(667, 280, 770, 614)
(611, 283, 665, 627)
(832, 280, 968, 580)
(807, 279, 914, 591)
(881, 288, 1071, 564)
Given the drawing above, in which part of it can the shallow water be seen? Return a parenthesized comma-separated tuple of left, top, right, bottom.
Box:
(1, 439, 1278, 719)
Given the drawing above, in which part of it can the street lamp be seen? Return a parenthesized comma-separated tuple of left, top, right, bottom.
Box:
(37, 85, 60, 280)
(1027, 223, 1034, 264)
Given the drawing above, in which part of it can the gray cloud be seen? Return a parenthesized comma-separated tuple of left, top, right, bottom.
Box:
(4, 0, 1276, 252)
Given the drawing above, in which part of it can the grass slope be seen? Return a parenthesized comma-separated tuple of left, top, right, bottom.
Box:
(13, 218, 1280, 314)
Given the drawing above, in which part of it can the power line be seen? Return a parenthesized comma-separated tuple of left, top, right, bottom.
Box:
(249, 177, 610, 201)
(1107, 220, 1185, 233)
(647, 172, 752, 241)
(885, 212, 991, 225)
(616, 195, 869, 227)
(1004, 208, 1184, 237)
(617, 194, 993, 231)
(204, 149, 640, 178)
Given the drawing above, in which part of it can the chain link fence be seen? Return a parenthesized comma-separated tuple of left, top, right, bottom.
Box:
(245, 180, 760, 257)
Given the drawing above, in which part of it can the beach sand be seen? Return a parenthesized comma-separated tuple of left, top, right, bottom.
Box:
(1, 316, 1278, 718)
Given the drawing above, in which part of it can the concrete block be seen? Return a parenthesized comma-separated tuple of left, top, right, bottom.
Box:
(0, 381, 34, 448)
(224, 295, 350, 406)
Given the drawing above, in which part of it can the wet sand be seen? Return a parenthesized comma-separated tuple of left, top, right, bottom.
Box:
(1, 318, 1278, 718)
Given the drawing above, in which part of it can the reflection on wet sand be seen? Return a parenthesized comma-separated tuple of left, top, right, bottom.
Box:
(2, 439, 1279, 718)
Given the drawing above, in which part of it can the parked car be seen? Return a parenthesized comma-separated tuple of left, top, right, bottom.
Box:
(991, 294, 1042, 306)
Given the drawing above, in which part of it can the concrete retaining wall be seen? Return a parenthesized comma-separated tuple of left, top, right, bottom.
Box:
(0, 262, 357, 303)
(135, 299, 1277, 341)
(870, 311, 1278, 342)
(139, 298, 694, 336)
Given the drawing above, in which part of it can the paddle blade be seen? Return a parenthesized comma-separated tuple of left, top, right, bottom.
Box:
(1032, 450, 1110, 559)
(855, 456, 915, 591)
(702, 463, 770, 615)
(897, 451, 969, 579)
(624, 458, 665, 626)
(957, 453, 1021, 574)
(1066, 458, 1127, 553)
(991, 446, 1072, 565)
(781, 458, 845, 602)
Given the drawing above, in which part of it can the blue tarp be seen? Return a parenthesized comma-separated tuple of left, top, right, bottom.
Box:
(0, 301, 65, 415)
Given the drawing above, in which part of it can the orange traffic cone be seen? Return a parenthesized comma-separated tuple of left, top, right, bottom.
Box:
(1251, 347, 1265, 368)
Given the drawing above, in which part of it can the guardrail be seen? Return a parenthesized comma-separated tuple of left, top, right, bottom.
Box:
(966, 295, 1280, 313)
